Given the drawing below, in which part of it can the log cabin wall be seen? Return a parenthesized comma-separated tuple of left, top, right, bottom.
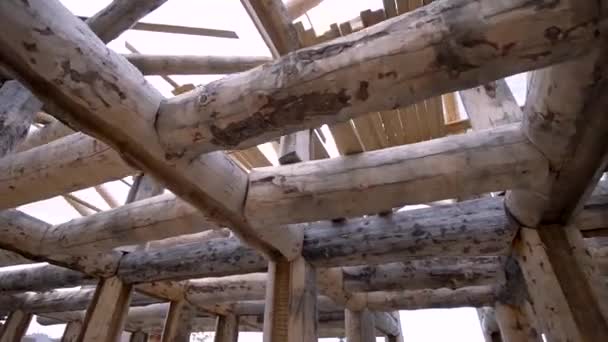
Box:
(0, 0, 607, 341)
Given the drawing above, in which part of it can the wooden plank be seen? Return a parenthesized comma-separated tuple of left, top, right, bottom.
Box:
(284, 0, 324, 20)
(246, 124, 547, 225)
(383, 0, 398, 18)
(426, 96, 446, 139)
(263, 257, 317, 342)
(278, 130, 310, 164)
(443, 93, 461, 123)
(311, 131, 329, 160)
(460, 80, 522, 131)
(61, 321, 83, 342)
(240, 0, 298, 57)
(400, 105, 422, 144)
(0, 310, 32, 342)
(79, 277, 133, 342)
(515, 227, 608, 341)
(494, 303, 542, 342)
(160, 300, 194, 342)
(346, 309, 376, 342)
(214, 314, 239, 342)
(241, 147, 272, 168)
(329, 121, 362, 155)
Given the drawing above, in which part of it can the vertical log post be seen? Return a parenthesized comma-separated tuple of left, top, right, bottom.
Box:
(494, 303, 541, 342)
(130, 331, 148, 342)
(477, 307, 502, 342)
(61, 321, 83, 342)
(0, 310, 32, 342)
(346, 309, 376, 342)
(385, 311, 404, 342)
(214, 314, 239, 342)
(160, 299, 195, 342)
(78, 276, 133, 341)
(263, 257, 318, 342)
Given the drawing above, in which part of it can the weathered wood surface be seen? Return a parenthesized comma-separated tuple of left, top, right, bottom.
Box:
(515, 227, 607, 341)
(0, 81, 42, 155)
(17, 119, 73, 152)
(346, 309, 376, 342)
(78, 277, 133, 342)
(372, 312, 400, 337)
(129, 331, 148, 342)
(160, 300, 194, 342)
(0, 0, 300, 260)
(0, 250, 31, 267)
(506, 47, 608, 226)
(342, 257, 503, 292)
(61, 321, 82, 342)
(125, 54, 271, 75)
(156, 0, 600, 157)
(186, 273, 267, 304)
(460, 79, 522, 130)
(477, 307, 501, 342)
(364, 286, 498, 311)
(214, 314, 239, 342)
(0, 310, 32, 342)
(494, 303, 542, 342)
(246, 125, 547, 225)
(284, 0, 323, 19)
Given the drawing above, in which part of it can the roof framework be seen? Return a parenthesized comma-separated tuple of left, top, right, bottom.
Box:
(0, 0, 607, 341)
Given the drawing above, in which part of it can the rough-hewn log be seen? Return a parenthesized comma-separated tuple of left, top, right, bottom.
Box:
(263, 257, 318, 342)
(0, 310, 31, 342)
(346, 309, 375, 342)
(364, 286, 497, 311)
(214, 314, 239, 342)
(78, 277, 133, 341)
(186, 274, 267, 304)
(0, 250, 31, 268)
(160, 300, 194, 342)
(16, 119, 73, 152)
(0, 80, 42, 155)
(342, 257, 503, 292)
(494, 303, 542, 342)
(515, 227, 608, 341)
(118, 197, 515, 282)
(284, 0, 323, 19)
(156, 0, 599, 158)
(61, 321, 82, 342)
(0, 0, 300, 260)
(246, 124, 547, 225)
(478, 307, 501, 342)
(86, 0, 168, 43)
(460, 80, 522, 130)
(126, 54, 271, 75)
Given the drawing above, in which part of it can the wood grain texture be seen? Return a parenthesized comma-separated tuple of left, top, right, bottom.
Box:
(345, 309, 376, 342)
(0, 81, 42, 156)
(494, 303, 542, 342)
(126, 54, 271, 75)
(460, 79, 522, 130)
(214, 314, 239, 342)
(0, 310, 32, 342)
(160, 300, 194, 342)
(61, 321, 83, 342)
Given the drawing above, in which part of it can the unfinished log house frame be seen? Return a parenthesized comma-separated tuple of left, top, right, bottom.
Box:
(0, 0, 607, 341)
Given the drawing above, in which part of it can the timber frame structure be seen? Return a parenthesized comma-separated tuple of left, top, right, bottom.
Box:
(0, 0, 607, 341)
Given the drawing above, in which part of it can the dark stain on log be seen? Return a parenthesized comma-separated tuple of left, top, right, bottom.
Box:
(209, 89, 350, 147)
(294, 31, 390, 63)
(356, 81, 369, 101)
(377, 71, 398, 80)
(22, 42, 38, 52)
(435, 43, 478, 79)
(33, 26, 54, 36)
(544, 26, 562, 44)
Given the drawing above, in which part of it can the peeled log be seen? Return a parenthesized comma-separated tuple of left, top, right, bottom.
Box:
(364, 286, 499, 311)
(0, 264, 95, 293)
(156, 0, 599, 157)
(247, 124, 546, 225)
(284, 0, 323, 19)
(125, 54, 271, 75)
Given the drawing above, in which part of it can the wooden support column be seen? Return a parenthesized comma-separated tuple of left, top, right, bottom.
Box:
(263, 257, 318, 342)
(385, 311, 404, 342)
(78, 276, 133, 341)
(61, 321, 83, 342)
(477, 307, 502, 342)
(0, 310, 32, 342)
(160, 299, 194, 342)
(494, 303, 541, 342)
(345, 309, 375, 342)
(214, 314, 239, 342)
(130, 331, 148, 342)
(515, 227, 608, 342)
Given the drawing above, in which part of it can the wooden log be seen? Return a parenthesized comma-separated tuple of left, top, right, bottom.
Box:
(61, 321, 82, 342)
(284, 0, 323, 19)
(506, 48, 608, 226)
(384, 312, 404, 342)
(346, 309, 376, 342)
(0, 0, 302, 260)
(515, 227, 608, 341)
(214, 314, 239, 342)
(186, 274, 267, 304)
(129, 331, 148, 342)
(155, 0, 600, 157)
(373, 312, 400, 337)
(78, 277, 133, 341)
(477, 307, 501, 342)
(364, 286, 498, 311)
(246, 124, 547, 225)
(0, 310, 32, 342)
(0, 250, 31, 267)
(16, 119, 73, 152)
(125, 54, 271, 75)
(494, 303, 542, 342)
(342, 257, 503, 292)
(86, 0, 168, 43)
(0, 81, 42, 155)
(460, 80, 522, 130)
(263, 257, 318, 342)
(160, 300, 194, 342)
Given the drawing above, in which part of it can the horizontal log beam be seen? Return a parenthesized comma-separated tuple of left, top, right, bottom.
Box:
(124, 54, 271, 75)
(284, 0, 323, 19)
(246, 124, 546, 225)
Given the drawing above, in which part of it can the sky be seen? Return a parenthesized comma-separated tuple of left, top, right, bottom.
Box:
(14, 0, 530, 340)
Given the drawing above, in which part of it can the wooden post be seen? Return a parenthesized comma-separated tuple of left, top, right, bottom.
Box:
(214, 314, 239, 342)
(263, 257, 318, 342)
(61, 321, 83, 342)
(0, 310, 32, 342)
(515, 227, 608, 341)
(384, 311, 403, 342)
(345, 309, 376, 342)
(477, 307, 502, 342)
(148, 335, 161, 342)
(78, 276, 133, 342)
(494, 303, 541, 342)
(130, 331, 148, 342)
(160, 299, 194, 342)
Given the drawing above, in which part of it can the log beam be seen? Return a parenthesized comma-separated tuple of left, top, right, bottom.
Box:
(284, 0, 323, 20)
(125, 54, 271, 75)
(214, 314, 239, 342)
(0, 80, 42, 156)
(0, 310, 32, 342)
